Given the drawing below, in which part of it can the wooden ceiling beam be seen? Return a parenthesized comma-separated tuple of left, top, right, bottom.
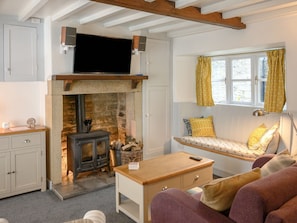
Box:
(91, 0, 246, 29)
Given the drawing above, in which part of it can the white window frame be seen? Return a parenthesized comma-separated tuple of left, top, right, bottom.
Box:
(211, 52, 267, 107)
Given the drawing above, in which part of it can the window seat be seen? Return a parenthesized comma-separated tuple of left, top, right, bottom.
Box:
(174, 136, 263, 161)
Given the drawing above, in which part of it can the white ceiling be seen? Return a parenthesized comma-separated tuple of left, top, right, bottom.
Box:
(1, 0, 297, 38)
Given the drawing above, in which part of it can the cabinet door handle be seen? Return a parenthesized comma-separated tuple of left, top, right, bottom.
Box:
(194, 175, 200, 181)
(162, 186, 168, 191)
(24, 139, 31, 143)
(7, 171, 15, 174)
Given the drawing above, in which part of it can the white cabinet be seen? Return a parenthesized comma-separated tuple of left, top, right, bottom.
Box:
(142, 39, 170, 159)
(0, 127, 46, 199)
(3, 24, 38, 81)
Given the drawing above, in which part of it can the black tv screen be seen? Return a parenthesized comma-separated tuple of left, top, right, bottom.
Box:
(73, 33, 132, 74)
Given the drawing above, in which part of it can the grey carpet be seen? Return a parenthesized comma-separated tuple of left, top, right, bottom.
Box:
(0, 186, 134, 223)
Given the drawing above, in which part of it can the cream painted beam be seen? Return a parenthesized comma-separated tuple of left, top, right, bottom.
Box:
(242, 4, 297, 23)
(173, 0, 202, 9)
(104, 11, 151, 27)
(201, 0, 265, 14)
(148, 21, 195, 33)
(18, 0, 48, 22)
(129, 16, 176, 31)
(167, 24, 222, 38)
(79, 6, 124, 24)
(51, 0, 93, 21)
(223, 0, 297, 19)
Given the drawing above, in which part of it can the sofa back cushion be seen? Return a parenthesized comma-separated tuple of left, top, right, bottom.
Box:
(200, 168, 261, 212)
(229, 164, 297, 223)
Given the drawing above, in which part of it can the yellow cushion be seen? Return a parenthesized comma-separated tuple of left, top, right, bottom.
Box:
(200, 168, 261, 211)
(189, 116, 216, 137)
(248, 124, 267, 149)
(258, 123, 279, 152)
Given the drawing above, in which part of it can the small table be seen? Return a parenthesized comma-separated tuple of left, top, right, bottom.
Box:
(114, 152, 214, 223)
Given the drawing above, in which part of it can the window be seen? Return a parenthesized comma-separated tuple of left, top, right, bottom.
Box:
(211, 52, 268, 106)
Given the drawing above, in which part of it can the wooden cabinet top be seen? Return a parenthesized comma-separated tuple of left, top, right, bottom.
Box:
(114, 152, 214, 185)
(0, 126, 47, 136)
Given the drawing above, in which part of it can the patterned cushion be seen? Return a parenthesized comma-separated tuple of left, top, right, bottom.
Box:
(189, 116, 216, 137)
(183, 116, 204, 136)
(247, 124, 267, 149)
(183, 118, 192, 136)
(252, 123, 279, 152)
(181, 136, 265, 159)
(261, 151, 296, 176)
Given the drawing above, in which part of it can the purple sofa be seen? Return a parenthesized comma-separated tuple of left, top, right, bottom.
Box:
(151, 155, 297, 223)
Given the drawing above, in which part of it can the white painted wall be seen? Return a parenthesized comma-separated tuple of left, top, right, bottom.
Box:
(172, 14, 297, 112)
(0, 18, 143, 127)
(171, 14, 297, 156)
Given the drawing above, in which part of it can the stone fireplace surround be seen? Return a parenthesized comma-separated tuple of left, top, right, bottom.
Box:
(46, 75, 146, 185)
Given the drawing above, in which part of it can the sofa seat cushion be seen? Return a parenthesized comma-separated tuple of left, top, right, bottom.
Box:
(180, 136, 265, 159)
(265, 196, 297, 223)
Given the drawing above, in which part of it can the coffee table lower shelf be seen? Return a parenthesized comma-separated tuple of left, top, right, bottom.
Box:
(118, 199, 139, 222)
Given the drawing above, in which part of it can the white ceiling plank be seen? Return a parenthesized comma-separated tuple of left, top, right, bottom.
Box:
(223, 0, 297, 19)
(18, 0, 48, 21)
(104, 11, 152, 27)
(148, 21, 196, 33)
(51, 0, 92, 22)
(129, 16, 176, 31)
(79, 6, 124, 24)
(201, 0, 265, 14)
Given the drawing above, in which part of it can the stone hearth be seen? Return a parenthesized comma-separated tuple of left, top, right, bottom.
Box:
(46, 75, 146, 185)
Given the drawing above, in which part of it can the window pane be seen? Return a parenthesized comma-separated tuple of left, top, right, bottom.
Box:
(258, 81, 266, 103)
(212, 60, 225, 80)
(232, 81, 251, 103)
(258, 57, 268, 79)
(257, 56, 268, 103)
(212, 81, 226, 103)
(232, 58, 251, 79)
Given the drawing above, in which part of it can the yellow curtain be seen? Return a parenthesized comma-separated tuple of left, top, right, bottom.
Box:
(264, 49, 286, 112)
(196, 56, 214, 106)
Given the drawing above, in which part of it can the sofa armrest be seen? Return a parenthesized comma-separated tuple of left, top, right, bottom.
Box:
(265, 196, 297, 223)
(229, 164, 297, 223)
(151, 188, 234, 223)
(252, 154, 275, 168)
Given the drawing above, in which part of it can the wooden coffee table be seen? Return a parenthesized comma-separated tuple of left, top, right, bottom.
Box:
(114, 152, 214, 223)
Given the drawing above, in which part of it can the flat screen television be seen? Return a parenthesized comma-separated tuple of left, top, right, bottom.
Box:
(73, 33, 132, 74)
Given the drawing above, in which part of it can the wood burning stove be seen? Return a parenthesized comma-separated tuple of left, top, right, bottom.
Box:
(67, 130, 110, 181)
